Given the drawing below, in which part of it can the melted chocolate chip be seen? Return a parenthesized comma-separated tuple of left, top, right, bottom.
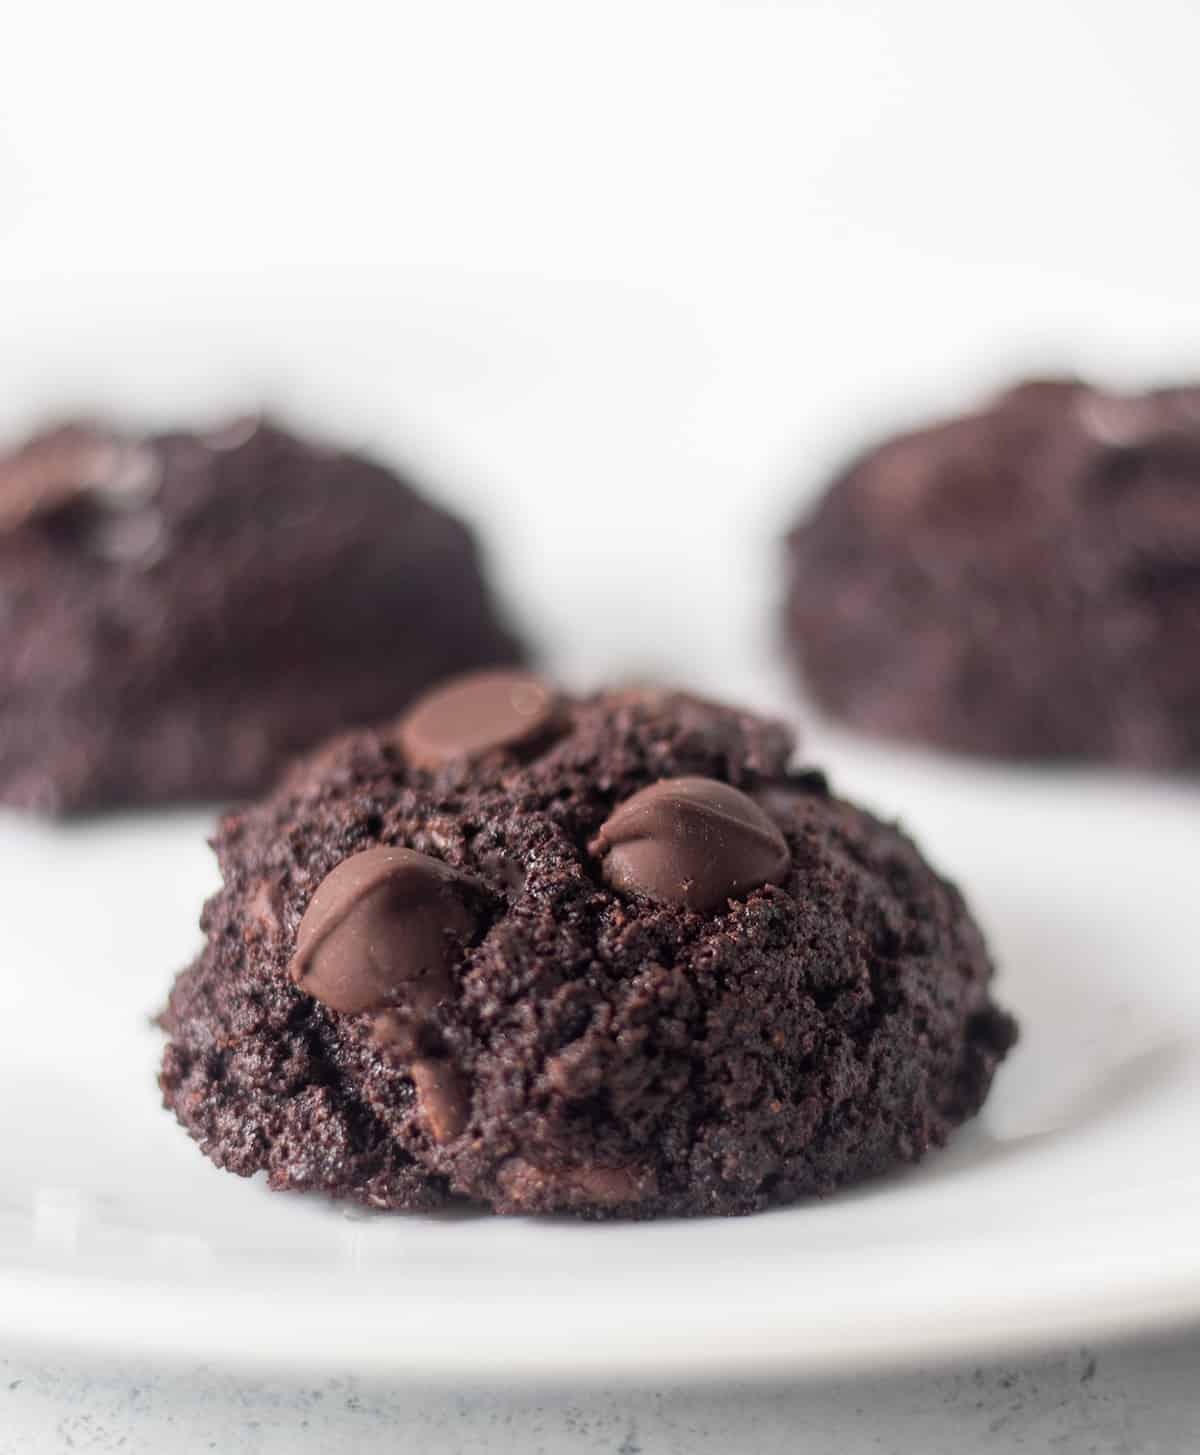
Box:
(591, 776, 791, 913)
(409, 1057, 470, 1143)
(291, 848, 482, 1143)
(290, 847, 478, 1015)
(398, 669, 565, 770)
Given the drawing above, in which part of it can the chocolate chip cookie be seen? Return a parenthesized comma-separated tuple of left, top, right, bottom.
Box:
(0, 418, 523, 813)
(785, 379, 1200, 767)
(159, 673, 1015, 1218)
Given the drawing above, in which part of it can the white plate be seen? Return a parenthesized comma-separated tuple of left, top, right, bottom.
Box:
(1, 711, 1197, 1383)
(4, 0, 1200, 1389)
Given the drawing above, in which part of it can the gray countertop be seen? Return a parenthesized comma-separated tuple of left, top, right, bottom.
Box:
(4, 1330, 1198, 1453)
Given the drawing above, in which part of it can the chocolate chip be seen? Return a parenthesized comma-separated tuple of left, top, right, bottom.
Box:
(0, 424, 160, 533)
(398, 669, 565, 770)
(290, 847, 478, 1016)
(244, 879, 283, 943)
(409, 1057, 470, 1143)
(591, 776, 791, 913)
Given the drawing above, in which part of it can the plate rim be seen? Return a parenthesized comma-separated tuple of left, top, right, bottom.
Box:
(5, 1233, 1199, 1384)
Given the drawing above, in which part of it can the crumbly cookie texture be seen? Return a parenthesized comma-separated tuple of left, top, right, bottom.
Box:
(0, 418, 522, 813)
(160, 675, 1016, 1219)
(786, 379, 1200, 767)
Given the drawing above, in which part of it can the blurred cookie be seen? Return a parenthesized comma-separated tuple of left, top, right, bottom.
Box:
(0, 418, 523, 812)
(785, 379, 1200, 767)
(160, 675, 1015, 1218)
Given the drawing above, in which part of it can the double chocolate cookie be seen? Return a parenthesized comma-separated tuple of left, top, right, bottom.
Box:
(160, 672, 1016, 1219)
(785, 379, 1200, 767)
(0, 418, 522, 813)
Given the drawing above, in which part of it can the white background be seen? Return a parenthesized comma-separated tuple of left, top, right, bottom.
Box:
(3, 3, 1200, 1450)
(4, 0, 1200, 685)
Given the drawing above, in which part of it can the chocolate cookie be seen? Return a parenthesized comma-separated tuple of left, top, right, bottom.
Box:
(785, 379, 1200, 767)
(160, 674, 1016, 1218)
(0, 418, 522, 813)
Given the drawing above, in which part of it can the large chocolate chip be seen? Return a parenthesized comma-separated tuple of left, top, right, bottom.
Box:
(398, 669, 564, 770)
(0, 424, 159, 533)
(290, 847, 478, 1016)
(590, 776, 791, 913)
